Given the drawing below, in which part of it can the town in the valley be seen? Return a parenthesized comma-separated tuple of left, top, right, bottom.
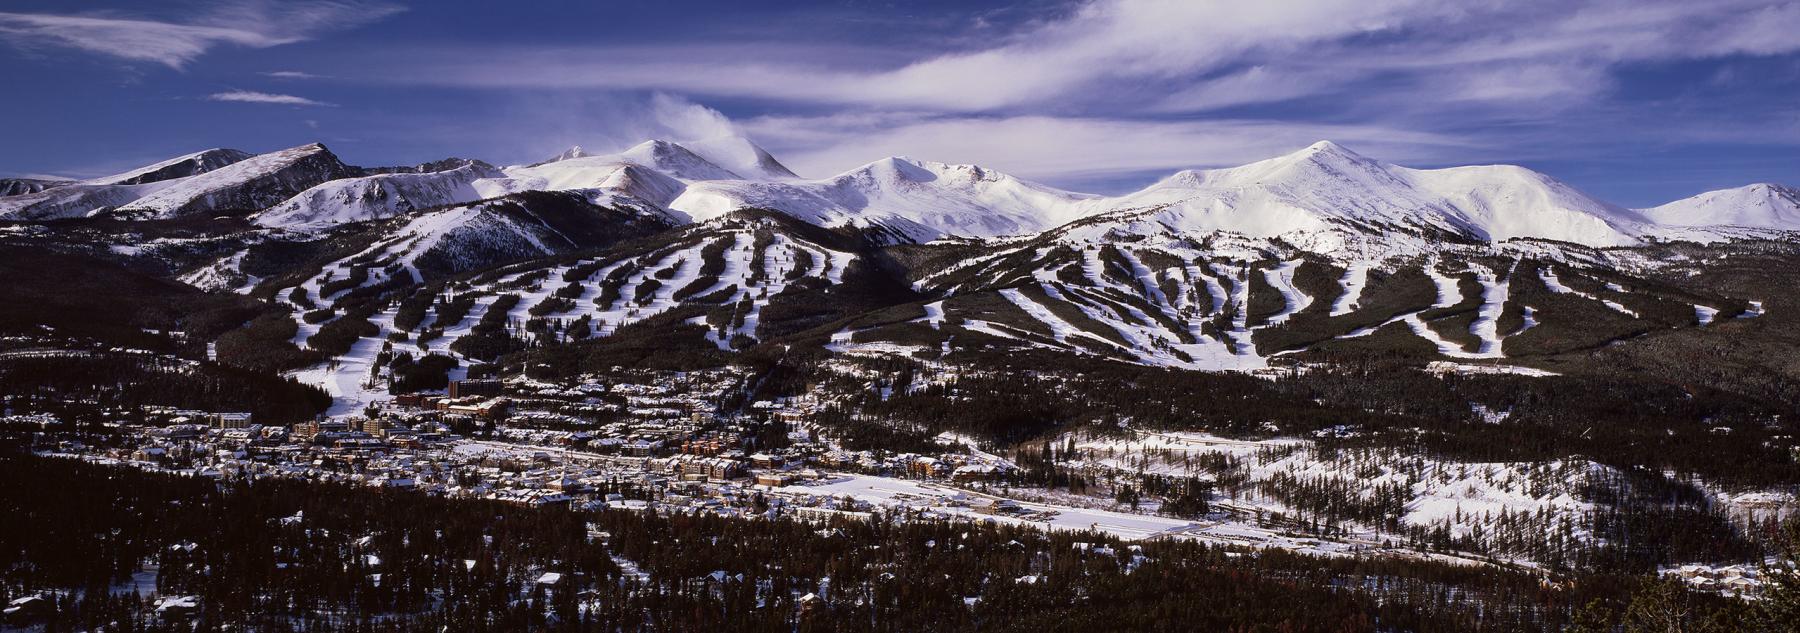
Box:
(12, 367, 1195, 541)
(10, 360, 1786, 609)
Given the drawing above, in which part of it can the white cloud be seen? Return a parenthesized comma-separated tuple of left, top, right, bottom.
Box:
(643, 93, 742, 142)
(286, 0, 1800, 190)
(1150, 66, 1349, 113)
(506, 92, 747, 158)
(208, 90, 334, 106)
(840, 0, 1439, 111)
(263, 70, 326, 79)
(0, 1, 403, 69)
(338, 93, 761, 167)
(0, 12, 267, 68)
(370, 0, 1800, 116)
(2, 172, 79, 182)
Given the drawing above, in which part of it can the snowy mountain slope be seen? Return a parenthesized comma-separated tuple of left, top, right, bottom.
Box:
(543, 145, 591, 164)
(0, 181, 177, 221)
(1060, 142, 1644, 252)
(178, 188, 679, 299)
(671, 157, 1102, 242)
(369, 190, 676, 281)
(113, 143, 356, 219)
(1398, 163, 1646, 246)
(507, 150, 692, 206)
(614, 140, 746, 181)
(640, 140, 1650, 248)
(275, 211, 885, 412)
(0, 148, 254, 220)
(680, 135, 800, 180)
(502, 140, 759, 220)
(835, 235, 1758, 372)
(522, 136, 796, 180)
(1638, 183, 1800, 229)
(639, 140, 1800, 250)
(510, 140, 743, 185)
(87, 148, 252, 186)
(0, 178, 72, 197)
(1103, 141, 1453, 232)
(511, 140, 1096, 241)
(254, 160, 517, 228)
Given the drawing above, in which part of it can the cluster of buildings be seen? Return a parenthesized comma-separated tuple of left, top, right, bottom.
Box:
(27, 369, 1020, 524)
(137, 406, 256, 429)
(16, 362, 1040, 565)
(1665, 563, 1779, 596)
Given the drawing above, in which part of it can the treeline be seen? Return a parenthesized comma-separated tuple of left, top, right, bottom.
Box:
(0, 244, 263, 356)
(0, 353, 328, 424)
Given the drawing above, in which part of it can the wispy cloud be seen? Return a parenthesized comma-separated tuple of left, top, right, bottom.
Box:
(380, 0, 1800, 188)
(368, 0, 1800, 116)
(208, 90, 334, 107)
(262, 70, 326, 79)
(0, 12, 269, 68)
(2, 172, 79, 182)
(0, 1, 403, 69)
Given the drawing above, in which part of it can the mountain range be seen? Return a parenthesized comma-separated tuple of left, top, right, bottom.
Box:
(4, 138, 1794, 250)
(3, 135, 1798, 404)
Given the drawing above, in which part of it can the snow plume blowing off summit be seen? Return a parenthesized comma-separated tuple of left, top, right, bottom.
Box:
(503, 94, 780, 177)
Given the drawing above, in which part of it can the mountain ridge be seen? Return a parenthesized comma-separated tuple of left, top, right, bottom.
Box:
(5, 137, 1795, 255)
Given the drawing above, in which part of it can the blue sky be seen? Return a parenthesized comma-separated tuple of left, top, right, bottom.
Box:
(2, 0, 1797, 206)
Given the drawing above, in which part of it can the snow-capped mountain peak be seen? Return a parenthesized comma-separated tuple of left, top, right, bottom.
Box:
(115, 143, 356, 219)
(86, 148, 253, 186)
(617, 140, 744, 181)
(1151, 141, 1390, 190)
(662, 154, 1100, 242)
(1255, 140, 1400, 183)
(522, 146, 593, 168)
(0, 144, 340, 221)
(849, 156, 947, 184)
(1076, 140, 1645, 250)
(1638, 182, 1800, 229)
(1397, 163, 1646, 246)
(509, 139, 749, 193)
(554, 145, 590, 161)
(254, 159, 516, 229)
(526, 135, 795, 182)
(680, 135, 800, 180)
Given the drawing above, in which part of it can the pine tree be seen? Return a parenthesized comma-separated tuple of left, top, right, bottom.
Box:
(1756, 521, 1800, 632)
(1568, 598, 1617, 633)
(1622, 578, 1716, 633)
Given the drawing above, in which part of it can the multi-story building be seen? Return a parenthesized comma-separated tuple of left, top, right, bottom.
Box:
(448, 379, 504, 399)
(211, 412, 252, 429)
